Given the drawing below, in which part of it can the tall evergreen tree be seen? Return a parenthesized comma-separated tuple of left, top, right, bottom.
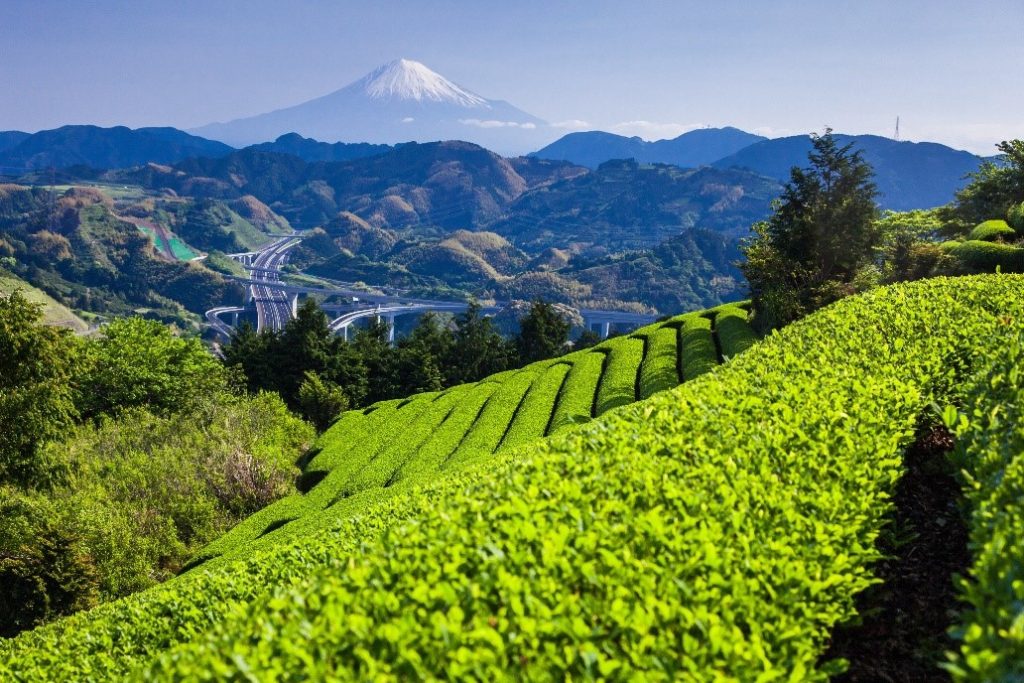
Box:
(445, 302, 514, 385)
(741, 129, 879, 329)
(516, 300, 570, 364)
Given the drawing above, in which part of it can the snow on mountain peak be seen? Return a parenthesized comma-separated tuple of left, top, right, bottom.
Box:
(357, 59, 489, 107)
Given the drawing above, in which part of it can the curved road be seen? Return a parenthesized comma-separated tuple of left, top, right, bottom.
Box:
(328, 303, 470, 339)
(248, 236, 301, 332)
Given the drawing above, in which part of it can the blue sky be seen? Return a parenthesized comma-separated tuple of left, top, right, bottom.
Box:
(2, 0, 1021, 153)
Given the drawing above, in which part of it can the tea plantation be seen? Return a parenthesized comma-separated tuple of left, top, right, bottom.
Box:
(189, 301, 756, 568)
(3, 277, 1024, 680)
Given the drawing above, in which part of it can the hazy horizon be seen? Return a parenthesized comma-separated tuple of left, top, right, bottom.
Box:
(3, 0, 1022, 155)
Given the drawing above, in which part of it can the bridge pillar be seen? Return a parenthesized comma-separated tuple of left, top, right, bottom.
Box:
(289, 293, 299, 318)
(601, 321, 611, 338)
(231, 311, 239, 327)
(386, 314, 396, 344)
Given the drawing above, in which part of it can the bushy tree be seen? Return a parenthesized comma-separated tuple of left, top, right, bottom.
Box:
(297, 371, 349, 433)
(875, 209, 951, 283)
(941, 139, 1024, 231)
(741, 129, 879, 329)
(445, 302, 515, 385)
(77, 317, 228, 419)
(573, 328, 602, 350)
(0, 292, 80, 487)
(0, 505, 99, 637)
(223, 302, 367, 409)
(516, 300, 570, 364)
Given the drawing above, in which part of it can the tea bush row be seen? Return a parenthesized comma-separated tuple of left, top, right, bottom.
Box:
(594, 336, 645, 416)
(945, 331, 1024, 681)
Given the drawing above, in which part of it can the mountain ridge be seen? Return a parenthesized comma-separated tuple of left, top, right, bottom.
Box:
(531, 127, 766, 169)
(713, 133, 989, 209)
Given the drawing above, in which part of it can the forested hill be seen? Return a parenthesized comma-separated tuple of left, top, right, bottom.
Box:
(109, 142, 779, 245)
(246, 133, 394, 162)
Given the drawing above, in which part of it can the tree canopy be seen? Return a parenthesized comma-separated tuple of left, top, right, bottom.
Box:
(741, 129, 879, 328)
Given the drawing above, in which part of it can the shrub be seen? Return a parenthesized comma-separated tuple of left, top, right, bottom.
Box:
(499, 362, 571, 449)
(594, 336, 644, 416)
(949, 240, 1024, 273)
(343, 390, 469, 495)
(445, 369, 540, 468)
(77, 317, 228, 420)
(1008, 201, 1024, 232)
(679, 314, 718, 380)
(967, 219, 1016, 242)
(296, 371, 349, 433)
(0, 502, 99, 637)
(548, 351, 606, 433)
(0, 292, 80, 487)
(715, 306, 759, 360)
(387, 382, 500, 488)
(945, 333, 1024, 681)
(637, 326, 680, 400)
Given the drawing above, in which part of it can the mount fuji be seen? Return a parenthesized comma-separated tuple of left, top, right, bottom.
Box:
(191, 59, 550, 153)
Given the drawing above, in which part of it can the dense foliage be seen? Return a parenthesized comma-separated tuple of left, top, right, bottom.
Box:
(0, 293, 313, 636)
(945, 335, 1024, 680)
(0, 292, 81, 487)
(223, 299, 574, 426)
(741, 129, 880, 329)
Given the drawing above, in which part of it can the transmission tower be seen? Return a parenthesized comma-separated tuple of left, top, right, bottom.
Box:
(894, 116, 900, 142)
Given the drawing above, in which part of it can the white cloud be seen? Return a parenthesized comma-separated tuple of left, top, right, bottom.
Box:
(750, 126, 796, 139)
(610, 120, 705, 140)
(401, 116, 415, 123)
(549, 119, 591, 130)
(459, 119, 536, 129)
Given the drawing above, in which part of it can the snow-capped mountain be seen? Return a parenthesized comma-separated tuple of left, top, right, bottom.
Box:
(191, 59, 550, 154)
(359, 59, 486, 106)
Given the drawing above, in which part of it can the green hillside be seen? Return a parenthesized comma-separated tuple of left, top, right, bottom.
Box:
(0, 270, 89, 333)
(3, 276, 1023, 680)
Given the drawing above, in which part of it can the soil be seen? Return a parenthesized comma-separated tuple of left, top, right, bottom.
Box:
(823, 425, 968, 682)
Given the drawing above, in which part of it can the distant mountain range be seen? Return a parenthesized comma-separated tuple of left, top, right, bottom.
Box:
(530, 127, 766, 169)
(531, 129, 992, 210)
(0, 119, 995, 212)
(0, 125, 232, 172)
(0, 131, 31, 154)
(710, 134, 991, 210)
(190, 59, 549, 154)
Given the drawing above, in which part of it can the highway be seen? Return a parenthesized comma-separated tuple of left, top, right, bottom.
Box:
(327, 302, 474, 340)
(206, 233, 659, 341)
(247, 236, 301, 332)
(205, 305, 246, 338)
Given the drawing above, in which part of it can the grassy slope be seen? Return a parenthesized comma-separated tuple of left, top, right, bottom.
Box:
(0, 270, 89, 332)
(5, 277, 1024, 680)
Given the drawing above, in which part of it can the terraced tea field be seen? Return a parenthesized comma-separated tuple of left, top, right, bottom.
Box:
(190, 301, 757, 567)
